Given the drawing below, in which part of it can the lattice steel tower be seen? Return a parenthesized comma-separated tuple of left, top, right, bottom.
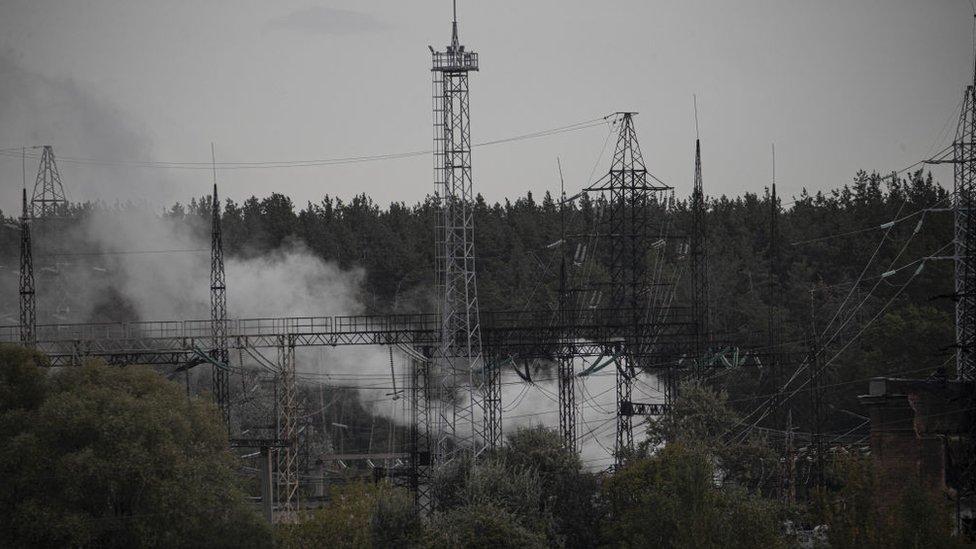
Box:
(953, 57, 976, 381)
(19, 187, 36, 348)
(588, 113, 671, 463)
(557, 162, 577, 449)
(29, 146, 72, 321)
(431, 1, 494, 463)
(690, 137, 709, 378)
(210, 178, 230, 424)
(30, 146, 68, 218)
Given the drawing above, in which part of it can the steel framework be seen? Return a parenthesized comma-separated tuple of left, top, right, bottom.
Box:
(557, 172, 577, 449)
(19, 188, 36, 348)
(690, 137, 709, 378)
(210, 183, 230, 423)
(30, 146, 68, 219)
(585, 113, 672, 463)
(410, 348, 434, 512)
(29, 146, 72, 321)
(431, 4, 493, 467)
(275, 337, 299, 519)
(954, 70, 976, 381)
(1, 308, 694, 366)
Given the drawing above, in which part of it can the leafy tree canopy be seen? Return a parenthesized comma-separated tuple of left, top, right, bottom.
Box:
(0, 345, 270, 548)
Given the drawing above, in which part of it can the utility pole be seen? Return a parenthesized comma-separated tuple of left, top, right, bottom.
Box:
(809, 286, 825, 489)
(781, 409, 796, 505)
(210, 145, 230, 426)
(431, 0, 492, 465)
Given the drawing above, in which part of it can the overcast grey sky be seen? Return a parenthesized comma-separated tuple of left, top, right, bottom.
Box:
(0, 0, 971, 215)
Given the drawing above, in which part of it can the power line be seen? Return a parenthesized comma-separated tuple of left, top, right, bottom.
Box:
(0, 116, 608, 172)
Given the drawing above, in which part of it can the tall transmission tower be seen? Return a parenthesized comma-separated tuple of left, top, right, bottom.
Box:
(690, 130, 709, 378)
(431, 1, 493, 463)
(953, 58, 976, 381)
(210, 161, 230, 424)
(588, 113, 671, 463)
(30, 146, 68, 219)
(29, 145, 72, 321)
(19, 186, 36, 348)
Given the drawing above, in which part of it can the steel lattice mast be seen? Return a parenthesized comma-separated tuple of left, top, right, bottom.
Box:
(588, 113, 671, 463)
(30, 146, 72, 321)
(690, 137, 709, 378)
(557, 160, 577, 449)
(30, 146, 68, 219)
(19, 187, 36, 348)
(210, 172, 230, 423)
(276, 336, 299, 518)
(431, 1, 494, 464)
(954, 62, 976, 381)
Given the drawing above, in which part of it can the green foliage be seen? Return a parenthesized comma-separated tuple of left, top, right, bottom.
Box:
(429, 427, 604, 547)
(0, 347, 270, 548)
(0, 344, 48, 412)
(423, 503, 548, 549)
(601, 443, 786, 549)
(371, 485, 422, 547)
(276, 482, 419, 548)
(646, 381, 739, 449)
(645, 381, 779, 494)
(431, 453, 551, 535)
(500, 426, 601, 548)
(820, 456, 961, 549)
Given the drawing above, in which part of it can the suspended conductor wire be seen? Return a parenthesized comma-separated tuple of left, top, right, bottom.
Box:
(34, 248, 209, 257)
(0, 116, 609, 171)
(579, 375, 615, 414)
(777, 254, 936, 407)
(818, 218, 937, 361)
(817, 199, 908, 339)
(790, 195, 948, 247)
(741, 240, 950, 441)
(503, 383, 532, 412)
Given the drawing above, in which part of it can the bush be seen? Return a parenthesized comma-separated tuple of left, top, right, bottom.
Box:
(601, 443, 786, 548)
(424, 503, 547, 549)
(276, 482, 419, 548)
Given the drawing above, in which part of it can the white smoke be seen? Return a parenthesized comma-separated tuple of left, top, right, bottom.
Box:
(500, 359, 666, 470)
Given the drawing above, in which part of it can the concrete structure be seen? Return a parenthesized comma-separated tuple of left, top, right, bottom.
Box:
(860, 376, 971, 507)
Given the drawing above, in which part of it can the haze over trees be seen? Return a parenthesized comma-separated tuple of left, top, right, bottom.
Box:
(0, 169, 962, 546)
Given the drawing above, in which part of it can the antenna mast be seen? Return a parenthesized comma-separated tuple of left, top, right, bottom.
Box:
(430, 0, 491, 471)
(690, 99, 709, 379)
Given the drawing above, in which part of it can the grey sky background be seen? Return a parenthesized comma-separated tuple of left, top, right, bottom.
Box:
(0, 0, 971, 215)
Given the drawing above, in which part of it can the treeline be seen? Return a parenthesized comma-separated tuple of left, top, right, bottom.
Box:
(0, 169, 955, 435)
(165, 169, 952, 432)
